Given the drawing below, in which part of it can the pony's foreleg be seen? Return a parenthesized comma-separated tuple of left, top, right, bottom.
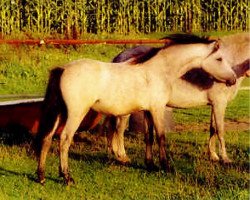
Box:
(144, 111, 155, 170)
(37, 116, 60, 184)
(150, 107, 169, 171)
(208, 109, 220, 162)
(212, 103, 232, 163)
(59, 110, 87, 185)
(111, 115, 131, 164)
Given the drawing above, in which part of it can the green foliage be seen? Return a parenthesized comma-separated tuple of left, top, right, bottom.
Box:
(0, 0, 248, 38)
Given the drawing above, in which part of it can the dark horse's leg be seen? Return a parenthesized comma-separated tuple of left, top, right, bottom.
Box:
(144, 111, 156, 170)
(105, 116, 116, 155)
(150, 107, 169, 171)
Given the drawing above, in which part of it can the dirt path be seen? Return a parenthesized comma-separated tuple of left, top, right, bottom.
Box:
(175, 119, 249, 132)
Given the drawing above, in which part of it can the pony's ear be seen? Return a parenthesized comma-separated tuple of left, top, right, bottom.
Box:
(208, 40, 220, 53)
(213, 40, 220, 51)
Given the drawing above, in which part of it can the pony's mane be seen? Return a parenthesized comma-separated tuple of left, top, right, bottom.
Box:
(130, 33, 213, 65)
(161, 33, 212, 45)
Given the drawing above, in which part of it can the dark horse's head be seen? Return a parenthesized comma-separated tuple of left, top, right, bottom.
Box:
(232, 59, 250, 78)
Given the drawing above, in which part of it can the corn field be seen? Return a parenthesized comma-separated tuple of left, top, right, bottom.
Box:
(0, 0, 249, 37)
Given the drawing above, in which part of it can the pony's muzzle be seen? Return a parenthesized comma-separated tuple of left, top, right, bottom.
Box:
(225, 74, 237, 86)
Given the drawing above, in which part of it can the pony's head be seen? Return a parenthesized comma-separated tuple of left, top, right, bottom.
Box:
(201, 40, 237, 86)
(159, 33, 237, 86)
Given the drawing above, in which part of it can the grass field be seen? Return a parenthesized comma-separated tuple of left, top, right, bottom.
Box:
(0, 90, 249, 199)
(0, 33, 249, 199)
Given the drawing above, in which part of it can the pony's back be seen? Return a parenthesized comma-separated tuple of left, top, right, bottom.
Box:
(220, 33, 250, 65)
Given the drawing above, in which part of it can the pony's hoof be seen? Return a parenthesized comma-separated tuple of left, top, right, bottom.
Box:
(65, 176, 75, 185)
(145, 159, 158, 172)
(209, 152, 220, 162)
(117, 155, 131, 165)
(37, 170, 45, 185)
(160, 159, 171, 172)
(36, 178, 46, 185)
(222, 158, 232, 164)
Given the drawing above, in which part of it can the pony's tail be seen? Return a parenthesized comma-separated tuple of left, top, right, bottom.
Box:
(33, 67, 66, 157)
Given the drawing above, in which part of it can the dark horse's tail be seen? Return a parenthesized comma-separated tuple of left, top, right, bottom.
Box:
(33, 67, 66, 157)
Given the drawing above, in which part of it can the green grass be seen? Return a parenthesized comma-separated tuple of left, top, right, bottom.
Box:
(173, 90, 250, 124)
(0, 32, 249, 96)
(241, 78, 250, 87)
(0, 90, 249, 200)
(0, 132, 249, 200)
(0, 44, 125, 95)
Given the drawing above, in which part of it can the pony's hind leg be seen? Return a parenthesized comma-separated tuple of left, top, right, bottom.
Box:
(144, 111, 156, 170)
(150, 107, 169, 171)
(37, 116, 60, 184)
(59, 109, 89, 185)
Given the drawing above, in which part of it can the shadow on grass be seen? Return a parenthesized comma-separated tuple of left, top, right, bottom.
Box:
(0, 166, 64, 184)
(1, 127, 249, 188)
(0, 125, 33, 146)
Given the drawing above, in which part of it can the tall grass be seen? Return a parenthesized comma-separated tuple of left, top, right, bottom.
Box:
(0, 0, 248, 38)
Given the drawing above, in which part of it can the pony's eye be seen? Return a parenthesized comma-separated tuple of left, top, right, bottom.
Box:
(216, 58, 222, 61)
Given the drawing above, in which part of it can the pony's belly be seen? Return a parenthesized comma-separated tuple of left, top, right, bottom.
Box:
(92, 99, 144, 116)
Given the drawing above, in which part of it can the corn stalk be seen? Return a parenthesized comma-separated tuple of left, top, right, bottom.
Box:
(0, 0, 248, 37)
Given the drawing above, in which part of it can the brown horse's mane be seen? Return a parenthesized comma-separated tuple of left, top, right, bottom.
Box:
(130, 33, 214, 65)
(232, 59, 250, 78)
(181, 69, 214, 90)
(182, 59, 250, 90)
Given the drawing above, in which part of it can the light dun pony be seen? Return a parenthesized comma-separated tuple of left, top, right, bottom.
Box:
(107, 33, 250, 169)
(35, 34, 236, 185)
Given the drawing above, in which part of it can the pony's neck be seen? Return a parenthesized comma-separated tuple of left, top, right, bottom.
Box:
(157, 44, 209, 77)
